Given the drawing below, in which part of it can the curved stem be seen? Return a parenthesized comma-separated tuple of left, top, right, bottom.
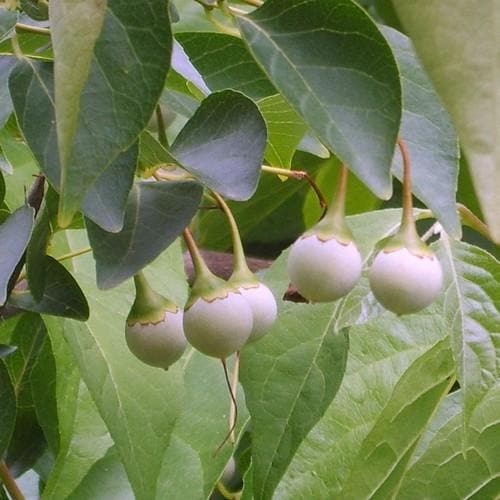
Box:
(182, 228, 212, 279)
(15, 23, 50, 36)
(398, 137, 415, 231)
(323, 163, 348, 224)
(211, 192, 249, 275)
(229, 351, 240, 444)
(261, 165, 327, 209)
(0, 461, 25, 500)
(214, 358, 238, 456)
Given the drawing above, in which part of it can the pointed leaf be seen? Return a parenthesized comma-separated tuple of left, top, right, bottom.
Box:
(9, 59, 138, 232)
(382, 26, 460, 237)
(171, 90, 267, 201)
(9, 257, 90, 321)
(258, 94, 308, 168)
(51, 0, 172, 226)
(0, 205, 35, 305)
(0, 359, 16, 457)
(438, 238, 500, 440)
(87, 179, 203, 289)
(238, 0, 402, 198)
(399, 384, 500, 498)
(392, 0, 500, 242)
(176, 32, 276, 100)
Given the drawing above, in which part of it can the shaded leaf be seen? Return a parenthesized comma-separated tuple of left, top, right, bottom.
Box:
(438, 238, 500, 441)
(0, 31, 52, 60)
(0, 359, 16, 457)
(87, 179, 203, 290)
(51, 0, 173, 226)
(9, 256, 89, 321)
(238, 0, 402, 199)
(171, 90, 267, 201)
(10, 60, 138, 232)
(37, 317, 112, 500)
(382, 26, 460, 237)
(0, 8, 18, 42)
(392, 0, 500, 242)
(258, 94, 308, 168)
(0, 205, 35, 306)
(21, 0, 49, 21)
(137, 130, 178, 177)
(0, 55, 15, 129)
(176, 32, 276, 100)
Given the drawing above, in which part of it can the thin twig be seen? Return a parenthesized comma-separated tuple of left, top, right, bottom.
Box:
(0, 461, 25, 500)
(15, 23, 50, 36)
(214, 358, 238, 455)
(229, 351, 240, 444)
(56, 246, 92, 262)
(261, 165, 327, 209)
(237, 0, 262, 7)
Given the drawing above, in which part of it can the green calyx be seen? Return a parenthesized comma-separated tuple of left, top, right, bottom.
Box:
(306, 209, 354, 244)
(127, 273, 177, 325)
(228, 267, 260, 290)
(186, 271, 235, 309)
(383, 217, 434, 257)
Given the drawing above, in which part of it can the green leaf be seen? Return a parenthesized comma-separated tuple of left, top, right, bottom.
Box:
(339, 339, 454, 499)
(9, 256, 90, 321)
(258, 94, 308, 168)
(238, 0, 402, 199)
(0, 359, 16, 457)
(51, 0, 172, 226)
(240, 304, 349, 500)
(57, 232, 187, 500)
(382, 26, 460, 237)
(36, 317, 113, 500)
(391, 0, 500, 242)
(86, 179, 203, 290)
(4, 313, 47, 476)
(399, 383, 500, 498)
(171, 90, 267, 201)
(438, 238, 500, 442)
(0, 31, 52, 60)
(0, 56, 15, 129)
(176, 32, 276, 100)
(276, 309, 450, 499)
(0, 8, 18, 42)
(10, 59, 138, 232)
(137, 130, 178, 177)
(68, 447, 133, 500)
(21, 0, 49, 21)
(0, 205, 35, 306)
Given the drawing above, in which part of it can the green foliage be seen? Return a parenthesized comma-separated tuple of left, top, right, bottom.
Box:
(0, 1, 498, 499)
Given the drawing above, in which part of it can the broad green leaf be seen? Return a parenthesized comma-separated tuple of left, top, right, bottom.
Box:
(51, 0, 172, 227)
(392, 0, 500, 242)
(276, 309, 450, 499)
(438, 238, 500, 442)
(57, 231, 187, 500)
(86, 180, 203, 290)
(0, 205, 35, 306)
(171, 90, 267, 201)
(37, 317, 112, 500)
(10, 60, 138, 232)
(9, 256, 89, 321)
(4, 313, 47, 476)
(176, 32, 276, 100)
(69, 447, 133, 500)
(258, 94, 308, 168)
(0, 9, 18, 42)
(240, 304, 349, 500)
(382, 26, 460, 237)
(399, 384, 500, 498)
(238, 0, 402, 199)
(0, 56, 15, 129)
(339, 339, 454, 499)
(0, 359, 16, 457)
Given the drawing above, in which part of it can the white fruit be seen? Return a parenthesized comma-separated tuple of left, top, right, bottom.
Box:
(183, 291, 253, 358)
(369, 247, 443, 315)
(126, 309, 186, 368)
(287, 234, 362, 302)
(238, 283, 277, 342)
